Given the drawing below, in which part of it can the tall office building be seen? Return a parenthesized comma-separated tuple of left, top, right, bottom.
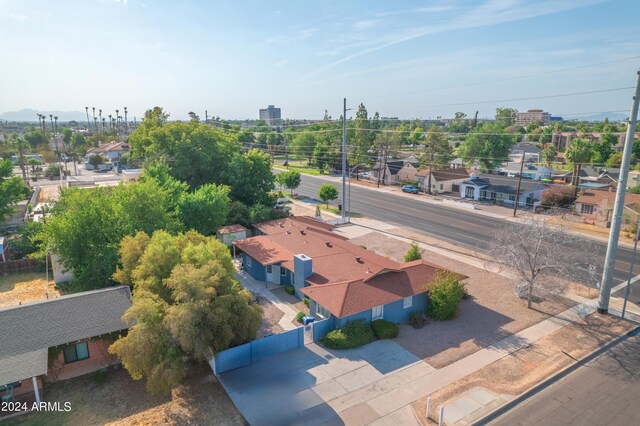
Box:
(516, 109, 551, 126)
(259, 105, 281, 125)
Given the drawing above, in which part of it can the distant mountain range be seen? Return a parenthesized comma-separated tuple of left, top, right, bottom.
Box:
(0, 108, 87, 122)
(565, 112, 627, 122)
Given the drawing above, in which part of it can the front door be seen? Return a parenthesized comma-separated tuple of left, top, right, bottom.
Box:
(272, 265, 281, 285)
(266, 264, 273, 282)
(372, 305, 384, 320)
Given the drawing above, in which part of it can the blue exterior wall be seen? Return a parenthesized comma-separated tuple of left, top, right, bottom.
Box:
(243, 253, 266, 281)
(279, 267, 292, 285)
(336, 309, 373, 328)
(382, 293, 429, 323)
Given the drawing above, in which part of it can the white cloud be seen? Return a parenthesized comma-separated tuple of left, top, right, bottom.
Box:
(353, 20, 378, 31)
(9, 14, 30, 21)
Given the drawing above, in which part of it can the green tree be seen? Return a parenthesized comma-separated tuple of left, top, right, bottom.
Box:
(289, 132, 317, 165)
(178, 184, 231, 236)
(44, 181, 181, 290)
(226, 149, 275, 206)
(459, 122, 515, 170)
(404, 243, 422, 262)
(318, 183, 338, 207)
(419, 124, 452, 194)
(565, 138, 593, 192)
(61, 128, 73, 146)
(542, 145, 557, 167)
(495, 107, 518, 127)
(606, 152, 636, 168)
(110, 230, 261, 394)
(0, 159, 29, 221)
(427, 272, 466, 320)
(23, 130, 49, 149)
(591, 133, 616, 165)
(349, 103, 375, 171)
(88, 155, 104, 169)
(277, 170, 301, 195)
(226, 201, 251, 227)
(448, 112, 470, 134)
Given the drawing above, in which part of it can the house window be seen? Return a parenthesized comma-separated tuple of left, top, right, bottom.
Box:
(439, 184, 444, 190)
(266, 265, 272, 273)
(316, 304, 330, 319)
(403, 296, 413, 309)
(280, 267, 287, 276)
(480, 190, 487, 198)
(464, 187, 475, 198)
(63, 342, 90, 363)
(508, 195, 516, 201)
(581, 204, 594, 215)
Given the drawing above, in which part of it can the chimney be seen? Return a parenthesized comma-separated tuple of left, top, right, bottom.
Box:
(469, 173, 477, 181)
(294, 254, 313, 279)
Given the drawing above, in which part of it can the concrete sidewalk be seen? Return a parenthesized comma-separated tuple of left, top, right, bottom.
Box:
(234, 269, 299, 331)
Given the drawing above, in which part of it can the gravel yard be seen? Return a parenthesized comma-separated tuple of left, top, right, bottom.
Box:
(255, 295, 285, 338)
(349, 231, 575, 369)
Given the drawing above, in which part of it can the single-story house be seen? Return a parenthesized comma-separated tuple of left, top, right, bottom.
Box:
(372, 159, 420, 184)
(0, 286, 131, 404)
(217, 224, 249, 246)
(574, 190, 640, 228)
(121, 168, 142, 183)
(510, 142, 542, 162)
(415, 167, 469, 193)
(233, 217, 465, 326)
(85, 141, 130, 163)
(460, 173, 549, 207)
(556, 166, 620, 186)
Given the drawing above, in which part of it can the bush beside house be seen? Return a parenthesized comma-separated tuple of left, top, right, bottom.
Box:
(371, 319, 399, 339)
(295, 312, 305, 323)
(428, 272, 466, 320)
(323, 320, 374, 349)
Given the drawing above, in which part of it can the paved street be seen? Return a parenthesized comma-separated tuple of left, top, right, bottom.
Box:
(488, 332, 640, 426)
(292, 174, 640, 295)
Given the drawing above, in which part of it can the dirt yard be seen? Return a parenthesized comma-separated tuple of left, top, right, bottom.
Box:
(4, 365, 245, 426)
(350, 231, 575, 369)
(256, 295, 285, 338)
(0, 272, 60, 308)
(411, 313, 637, 425)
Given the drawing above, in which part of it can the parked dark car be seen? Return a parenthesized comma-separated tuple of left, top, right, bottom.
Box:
(401, 185, 419, 194)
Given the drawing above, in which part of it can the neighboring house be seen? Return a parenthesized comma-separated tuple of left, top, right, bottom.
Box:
(510, 142, 542, 162)
(450, 158, 465, 169)
(460, 173, 549, 207)
(121, 168, 142, 183)
(415, 167, 469, 194)
(556, 166, 620, 186)
(497, 163, 552, 180)
(85, 141, 130, 163)
(574, 190, 640, 228)
(0, 286, 131, 403)
(372, 159, 420, 184)
(217, 224, 249, 247)
(233, 217, 465, 327)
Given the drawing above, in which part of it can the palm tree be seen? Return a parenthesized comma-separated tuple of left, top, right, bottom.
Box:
(123, 107, 128, 134)
(11, 137, 30, 182)
(92, 107, 97, 132)
(85, 106, 91, 131)
(99, 109, 103, 132)
(108, 114, 113, 132)
(565, 138, 592, 197)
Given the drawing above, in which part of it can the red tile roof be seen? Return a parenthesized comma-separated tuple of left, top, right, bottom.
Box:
(577, 190, 640, 209)
(217, 224, 248, 235)
(301, 261, 466, 317)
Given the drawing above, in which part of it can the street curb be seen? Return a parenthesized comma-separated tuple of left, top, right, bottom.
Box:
(471, 324, 640, 425)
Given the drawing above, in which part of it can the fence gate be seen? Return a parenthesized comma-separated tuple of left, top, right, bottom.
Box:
(303, 324, 313, 345)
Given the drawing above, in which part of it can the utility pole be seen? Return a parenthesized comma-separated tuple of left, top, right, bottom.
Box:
(598, 68, 640, 314)
(342, 98, 347, 220)
(513, 150, 526, 217)
(205, 110, 208, 124)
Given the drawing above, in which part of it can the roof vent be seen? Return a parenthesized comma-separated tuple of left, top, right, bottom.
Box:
(304, 239, 308, 244)
(300, 230, 306, 236)
(366, 267, 372, 274)
(355, 256, 363, 264)
(325, 241, 333, 248)
(286, 230, 291, 235)
(279, 222, 284, 228)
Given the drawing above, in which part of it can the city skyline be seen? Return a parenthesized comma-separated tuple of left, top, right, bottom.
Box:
(1, 0, 639, 120)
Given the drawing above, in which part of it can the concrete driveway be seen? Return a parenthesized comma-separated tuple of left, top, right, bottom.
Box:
(219, 340, 433, 425)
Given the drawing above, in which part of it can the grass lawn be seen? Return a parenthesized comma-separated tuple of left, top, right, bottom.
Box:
(4, 365, 244, 426)
(0, 271, 59, 308)
(273, 159, 324, 176)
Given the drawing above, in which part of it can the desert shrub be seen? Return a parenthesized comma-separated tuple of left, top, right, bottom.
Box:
(303, 297, 310, 307)
(323, 320, 374, 349)
(428, 272, 466, 320)
(410, 312, 428, 329)
(540, 186, 575, 208)
(284, 285, 295, 295)
(44, 163, 64, 179)
(371, 319, 399, 339)
(295, 311, 306, 323)
(404, 243, 422, 262)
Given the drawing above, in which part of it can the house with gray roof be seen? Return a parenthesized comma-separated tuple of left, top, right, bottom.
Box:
(0, 286, 131, 405)
(460, 173, 549, 207)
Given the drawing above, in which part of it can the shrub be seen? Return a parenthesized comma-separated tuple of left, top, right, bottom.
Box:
(284, 285, 295, 295)
(303, 297, 310, 307)
(44, 163, 64, 179)
(295, 311, 306, 323)
(401, 180, 419, 186)
(323, 320, 374, 349)
(410, 312, 428, 329)
(371, 319, 399, 339)
(428, 271, 466, 320)
(540, 186, 574, 208)
(404, 243, 422, 262)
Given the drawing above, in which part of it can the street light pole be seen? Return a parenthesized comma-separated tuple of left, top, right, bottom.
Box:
(342, 98, 347, 221)
(622, 217, 640, 319)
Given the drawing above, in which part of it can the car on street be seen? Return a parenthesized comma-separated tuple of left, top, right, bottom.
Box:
(401, 184, 419, 194)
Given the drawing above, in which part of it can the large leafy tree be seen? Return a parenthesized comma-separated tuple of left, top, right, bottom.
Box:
(419, 124, 452, 194)
(289, 132, 317, 165)
(495, 107, 518, 127)
(542, 145, 557, 167)
(591, 133, 616, 165)
(226, 149, 275, 206)
(44, 181, 182, 290)
(459, 121, 515, 170)
(318, 183, 338, 207)
(110, 230, 262, 394)
(349, 103, 375, 171)
(127, 107, 241, 189)
(276, 170, 301, 195)
(0, 159, 29, 221)
(178, 183, 231, 236)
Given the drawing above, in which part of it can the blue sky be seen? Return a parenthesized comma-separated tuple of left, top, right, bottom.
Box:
(1, 0, 639, 120)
